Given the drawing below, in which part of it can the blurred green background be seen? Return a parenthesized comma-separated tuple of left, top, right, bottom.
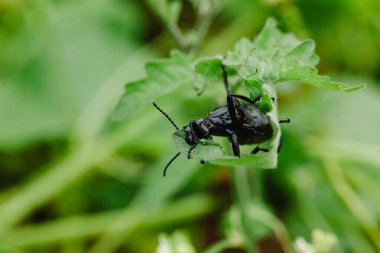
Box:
(1, 0, 380, 252)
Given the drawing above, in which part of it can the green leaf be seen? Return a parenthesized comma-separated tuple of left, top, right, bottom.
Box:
(113, 50, 196, 121)
(172, 130, 225, 161)
(243, 79, 263, 100)
(193, 57, 223, 95)
(173, 127, 278, 170)
(279, 64, 366, 91)
(222, 17, 364, 91)
(285, 40, 319, 67)
(254, 18, 283, 52)
(224, 38, 255, 66)
(256, 95, 273, 113)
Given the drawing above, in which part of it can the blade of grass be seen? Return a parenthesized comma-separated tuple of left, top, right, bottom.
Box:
(322, 157, 380, 251)
(88, 158, 201, 253)
(0, 194, 216, 248)
(0, 109, 160, 235)
(232, 167, 257, 253)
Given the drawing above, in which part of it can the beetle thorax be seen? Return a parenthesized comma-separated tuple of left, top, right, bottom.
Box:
(183, 118, 212, 145)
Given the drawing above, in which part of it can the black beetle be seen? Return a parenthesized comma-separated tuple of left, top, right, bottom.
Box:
(153, 63, 289, 176)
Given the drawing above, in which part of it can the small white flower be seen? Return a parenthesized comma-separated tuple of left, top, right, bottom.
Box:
(294, 237, 315, 253)
(312, 229, 337, 253)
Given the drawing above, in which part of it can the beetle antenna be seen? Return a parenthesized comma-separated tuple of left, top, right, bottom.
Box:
(163, 152, 181, 177)
(153, 102, 179, 130)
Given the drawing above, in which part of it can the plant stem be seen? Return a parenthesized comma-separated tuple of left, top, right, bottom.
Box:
(167, 22, 190, 52)
(246, 205, 292, 253)
(189, 0, 223, 53)
(0, 108, 160, 235)
(232, 167, 257, 253)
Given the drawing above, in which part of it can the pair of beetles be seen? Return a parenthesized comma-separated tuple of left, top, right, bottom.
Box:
(154, 63, 289, 176)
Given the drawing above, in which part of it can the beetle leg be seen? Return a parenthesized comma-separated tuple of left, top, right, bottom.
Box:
(226, 130, 240, 157)
(187, 144, 196, 159)
(277, 135, 283, 153)
(221, 63, 239, 122)
(251, 146, 270, 154)
(227, 95, 239, 122)
(186, 122, 199, 159)
(279, 118, 290, 124)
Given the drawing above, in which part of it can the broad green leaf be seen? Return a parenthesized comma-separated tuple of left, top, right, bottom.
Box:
(173, 128, 278, 169)
(279, 64, 365, 91)
(243, 79, 263, 100)
(224, 38, 255, 66)
(113, 50, 196, 120)
(285, 40, 319, 67)
(193, 57, 222, 95)
(222, 18, 364, 91)
(254, 18, 283, 52)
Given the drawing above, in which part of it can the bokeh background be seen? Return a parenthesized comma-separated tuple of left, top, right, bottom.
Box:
(1, 0, 380, 252)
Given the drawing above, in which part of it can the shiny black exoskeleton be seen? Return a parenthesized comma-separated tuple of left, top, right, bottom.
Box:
(182, 64, 273, 159)
(153, 63, 289, 176)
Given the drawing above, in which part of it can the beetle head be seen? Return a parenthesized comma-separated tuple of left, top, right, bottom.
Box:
(183, 118, 212, 146)
(183, 125, 197, 146)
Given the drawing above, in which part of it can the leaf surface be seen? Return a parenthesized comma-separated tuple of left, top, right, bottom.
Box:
(113, 50, 196, 120)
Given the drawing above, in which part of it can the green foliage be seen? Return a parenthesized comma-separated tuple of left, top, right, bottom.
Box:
(223, 18, 364, 91)
(0, 0, 143, 149)
(113, 17, 364, 171)
(113, 50, 196, 120)
(194, 57, 223, 94)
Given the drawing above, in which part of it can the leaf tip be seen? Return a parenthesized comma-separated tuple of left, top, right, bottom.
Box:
(342, 83, 367, 92)
(265, 17, 278, 27)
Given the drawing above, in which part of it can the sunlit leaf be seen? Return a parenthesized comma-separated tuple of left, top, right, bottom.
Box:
(243, 79, 263, 100)
(113, 50, 196, 120)
(193, 57, 223, 95)
(223, 18, 364, 91)
(279, 64, 365, 91)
